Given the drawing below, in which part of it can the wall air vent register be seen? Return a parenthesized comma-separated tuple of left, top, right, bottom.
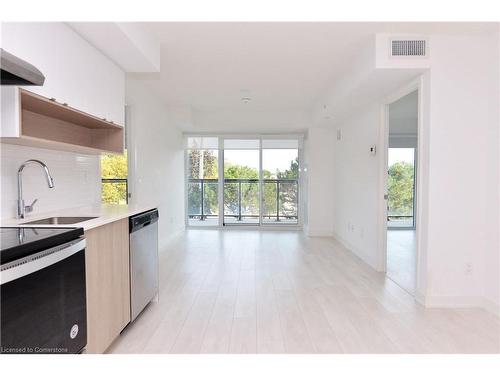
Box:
(391, 39, 427, 57)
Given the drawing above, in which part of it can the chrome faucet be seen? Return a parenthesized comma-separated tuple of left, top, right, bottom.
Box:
(17, 159, 55, 219)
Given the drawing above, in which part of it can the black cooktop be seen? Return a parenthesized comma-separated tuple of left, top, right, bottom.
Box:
(0, 227, 84, 265)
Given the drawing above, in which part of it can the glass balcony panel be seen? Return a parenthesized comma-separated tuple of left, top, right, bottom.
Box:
(223, 147, 260, 225)
(223, 180, 259, 224)
(262, 180, 298, 224)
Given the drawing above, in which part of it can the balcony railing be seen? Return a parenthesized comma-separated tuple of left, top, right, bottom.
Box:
(188, 178, 298, 223)
(387, 214, 414, 228)
(102, 178, 128, 204)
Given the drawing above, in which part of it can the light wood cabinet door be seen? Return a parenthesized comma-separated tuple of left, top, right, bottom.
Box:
(84, 219, 130, 354)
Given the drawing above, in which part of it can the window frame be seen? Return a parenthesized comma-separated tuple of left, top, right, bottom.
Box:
(184, 134, 304, 229)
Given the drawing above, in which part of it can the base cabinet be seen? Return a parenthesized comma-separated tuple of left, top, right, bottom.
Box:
(84, 219, 130, 354)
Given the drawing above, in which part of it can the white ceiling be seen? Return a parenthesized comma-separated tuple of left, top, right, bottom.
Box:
(129, 22, 495, 131)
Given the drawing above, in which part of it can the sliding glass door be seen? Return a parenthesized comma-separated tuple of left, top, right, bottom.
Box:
(186, 137, 219, 226)
(262, 140, 299, 224)
(185, 136, 301, 227)
(223, 139, 260, 225)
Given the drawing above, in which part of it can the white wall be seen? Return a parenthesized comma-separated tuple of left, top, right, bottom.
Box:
(332, 105, 381, 269)
(0, 144, 101, 219)
(331, 32, 500, 314)
(1, 22, 125, 125)
(0, 22, 123, 220)
(424, 33, 499, 312)
(493, 27, 500, 314)
(126, 78, 185, 248)
(305, 127, 335, 236)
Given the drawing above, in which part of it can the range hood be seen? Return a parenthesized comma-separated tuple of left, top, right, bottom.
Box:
(1, 48, 45, 86)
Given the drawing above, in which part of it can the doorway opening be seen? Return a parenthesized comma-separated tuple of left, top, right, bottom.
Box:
(385, 89, 418, 295)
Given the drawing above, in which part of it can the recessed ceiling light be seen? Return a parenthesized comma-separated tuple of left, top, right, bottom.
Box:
(241, 97, 251, 104)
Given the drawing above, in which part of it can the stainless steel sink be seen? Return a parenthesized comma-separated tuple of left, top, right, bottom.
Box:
(23, 216, 98, 225)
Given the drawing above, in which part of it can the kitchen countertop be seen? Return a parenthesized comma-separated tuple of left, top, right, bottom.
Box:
(0, 203, 157, 231)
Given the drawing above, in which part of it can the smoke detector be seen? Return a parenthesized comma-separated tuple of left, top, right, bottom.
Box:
(241, 97, 251, 104)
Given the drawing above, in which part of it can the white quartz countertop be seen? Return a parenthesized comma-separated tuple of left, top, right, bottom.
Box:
(0, 203, 157, 231)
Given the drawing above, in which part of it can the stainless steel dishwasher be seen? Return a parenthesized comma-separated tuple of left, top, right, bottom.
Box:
(129, 209, 159, 321)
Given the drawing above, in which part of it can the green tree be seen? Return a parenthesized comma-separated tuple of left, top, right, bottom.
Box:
(223, 157, 299, 221)
(187, 150, 218, 216)
(276, 157, 299, 179)
(188, 149, 218, 179)
(388, 161, 414, 217)
(223, 163, 259, 217)
(187, 152, 299, 222)
(270, 157, 299, 219)
(101, 151, 128, 204)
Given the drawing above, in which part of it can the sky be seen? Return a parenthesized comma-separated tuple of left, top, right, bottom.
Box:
(388, 148, 415, 166)
(224, 149, 298, 174)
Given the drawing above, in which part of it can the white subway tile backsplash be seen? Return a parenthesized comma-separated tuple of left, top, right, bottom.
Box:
(0, 144, 101, 219)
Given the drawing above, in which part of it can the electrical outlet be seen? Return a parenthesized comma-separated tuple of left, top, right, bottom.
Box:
(347, 222, 354, 233)
(465, 263, 473, 275)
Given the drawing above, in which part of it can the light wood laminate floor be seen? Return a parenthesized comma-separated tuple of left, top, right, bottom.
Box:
(108, 230, 500, 354)
(387, 229, 416, 295)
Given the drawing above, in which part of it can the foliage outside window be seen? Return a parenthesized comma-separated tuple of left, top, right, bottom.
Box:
(263, 150, 298, 221)
(388, 160, 414, 224)
(187, 149, 219, 217)
(187, 147, 299, 223)
(101, 150, 128, 204)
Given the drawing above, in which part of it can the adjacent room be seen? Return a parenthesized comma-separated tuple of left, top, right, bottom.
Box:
(386, 90, 419, 294)
(0, 20, 499, 359)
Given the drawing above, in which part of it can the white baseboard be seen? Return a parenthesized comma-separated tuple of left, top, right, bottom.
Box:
(420, 294, 500, 317)
(482, 298, 500, 317)
(414, 290, 426, 306)
(421, 294, 482, 308)
(332, 232, 500, 318)
(306, 227, 334, 237)
(332, 232, 379, 271)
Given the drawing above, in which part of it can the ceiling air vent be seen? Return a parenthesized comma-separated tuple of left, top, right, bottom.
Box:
(391, 39, 427, 57)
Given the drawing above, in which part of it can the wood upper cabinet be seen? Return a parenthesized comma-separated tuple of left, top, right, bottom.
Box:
(1, 88, 124, 154)
(84, 219, 130, 354)
(1, 23, 126, 154)
(1, 22, 125, 126)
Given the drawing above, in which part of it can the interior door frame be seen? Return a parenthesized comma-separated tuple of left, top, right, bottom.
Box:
(378, 76, 425, 300)
(124, 104, 135, 205)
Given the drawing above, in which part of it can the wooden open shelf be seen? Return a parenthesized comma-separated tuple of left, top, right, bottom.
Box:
(1, 89, 124, 154)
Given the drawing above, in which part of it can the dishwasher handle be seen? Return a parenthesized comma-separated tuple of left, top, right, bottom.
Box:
(130, 209, 159, 233)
